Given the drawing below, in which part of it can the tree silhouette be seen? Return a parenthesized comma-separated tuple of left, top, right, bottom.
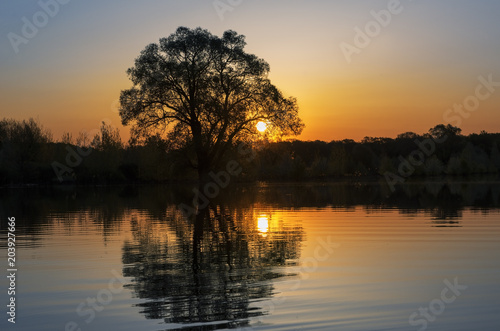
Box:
(119, 27, 303, 179)
(428, 124, 462, 140)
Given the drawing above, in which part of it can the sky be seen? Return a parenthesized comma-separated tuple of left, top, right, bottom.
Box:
(1, 0, 500, 142)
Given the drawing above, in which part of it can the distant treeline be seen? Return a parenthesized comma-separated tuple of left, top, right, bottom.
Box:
(1, 118, 500, 185)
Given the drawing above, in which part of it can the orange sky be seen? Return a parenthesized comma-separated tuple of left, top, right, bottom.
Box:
(1, 1, 500, 142)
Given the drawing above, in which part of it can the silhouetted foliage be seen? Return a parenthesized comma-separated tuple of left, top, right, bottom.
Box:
(119, 27, 304, 179)
(0, 118, 52, 184)
(1, 119, 500, 185)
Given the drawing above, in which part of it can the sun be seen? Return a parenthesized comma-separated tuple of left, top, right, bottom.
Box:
(256, 121, 267, 133)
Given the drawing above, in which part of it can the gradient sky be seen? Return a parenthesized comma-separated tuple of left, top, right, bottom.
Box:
(1, 0, 500, 142)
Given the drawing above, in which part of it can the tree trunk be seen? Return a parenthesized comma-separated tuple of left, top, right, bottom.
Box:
(191, 121, 211, 182)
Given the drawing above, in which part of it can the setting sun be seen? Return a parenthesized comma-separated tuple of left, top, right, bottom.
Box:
(256, 121, 267, 133)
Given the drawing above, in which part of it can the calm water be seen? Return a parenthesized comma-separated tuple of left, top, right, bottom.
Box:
(1, 181, 499, 331)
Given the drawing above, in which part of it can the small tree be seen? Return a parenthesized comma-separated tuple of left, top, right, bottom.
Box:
(91, 122, 122, 151)
(428, 124, 462, 140)
(76, 131, 91, 148)
(61, 132, 73, 145)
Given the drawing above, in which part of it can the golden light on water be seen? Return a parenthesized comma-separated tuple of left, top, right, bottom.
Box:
(257, 216, 269, 236)
(256, 121, 267, 133)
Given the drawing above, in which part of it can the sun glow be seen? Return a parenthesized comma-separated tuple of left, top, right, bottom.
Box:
(256, 121, 267, 133)
(257, 216, 269, 236)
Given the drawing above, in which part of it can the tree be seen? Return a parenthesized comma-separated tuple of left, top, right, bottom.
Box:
(428, 124, 462, 140)
(119, 27, 303, 179)
(428, 124, 463, 161)
(61, 132, 73, 145)
(90, 121, 122, 151)
(397, 131, 419, 139)
(0, 118, 52, 183)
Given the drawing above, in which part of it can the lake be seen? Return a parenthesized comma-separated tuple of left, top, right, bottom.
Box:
(1, 180, 499, 330)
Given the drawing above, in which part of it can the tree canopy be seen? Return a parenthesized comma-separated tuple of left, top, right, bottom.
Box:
(119, 27, 304, 178)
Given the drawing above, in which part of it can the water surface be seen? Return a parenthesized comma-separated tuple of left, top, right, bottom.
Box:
(1, 181, 499, 330)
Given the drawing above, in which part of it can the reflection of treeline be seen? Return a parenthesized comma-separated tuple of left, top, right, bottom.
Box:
(1, 118, 500, 184)
(1, 180, 499, 248)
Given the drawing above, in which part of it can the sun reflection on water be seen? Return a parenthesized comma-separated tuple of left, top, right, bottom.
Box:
(257, 215, 269, 236)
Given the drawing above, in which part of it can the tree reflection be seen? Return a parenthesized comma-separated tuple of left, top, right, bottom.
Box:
(2, 179, 500, 250)
(122, 200, 303, 329)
